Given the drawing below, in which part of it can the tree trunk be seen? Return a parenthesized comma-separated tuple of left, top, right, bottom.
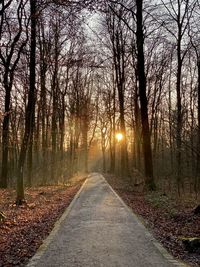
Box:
(16, 0, 36, 204)
(51, 92, 57, 181)
(102, 147, 106, 172)
(41, 63, 47, 183)
(27, 132, 33, 187)
(51, 22, 59, 182)
(134, 87, 141, 170)
(39, 20, 48, 184)
(196, 58, 200, 193)
(82, 122, 88, 173)
(1, 81, 11, 188)
(136, 0, 155, 190)
(114, 34, 129, 176)
(168, 55, 174, 173)
(110, 77, 116, 172)
(176, 29, 182, 196)
(60, 95, 65, 160)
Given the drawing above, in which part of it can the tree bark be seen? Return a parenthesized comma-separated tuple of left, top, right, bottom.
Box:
(51, 20, 59, 182)
(196, 58, 200, 193)
(16, 0, 36, 204)
(1, 81, 11, 188)
(110, 81, 116, 172)
(176, 28, 182, 195)
(136, 0, 155, 189)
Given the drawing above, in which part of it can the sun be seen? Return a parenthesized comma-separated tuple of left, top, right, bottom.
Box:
(116, 132, 123, 142)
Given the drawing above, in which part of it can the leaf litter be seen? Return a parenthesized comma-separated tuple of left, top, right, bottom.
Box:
(105, 174, 200, 267)
(0, 177, 85, 267)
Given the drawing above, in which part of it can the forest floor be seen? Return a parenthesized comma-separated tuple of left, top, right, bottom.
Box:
(0, 174, 86, 267)
(0, 172, 199, 267)
(105, 173, 200, 267)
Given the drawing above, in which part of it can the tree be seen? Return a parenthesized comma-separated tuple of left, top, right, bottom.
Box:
(188, 3, 200, 192)
(16, 0, 36, 204)
(160, 0, 196, 194)
(0, 0, 28, 188)
(135, 0, 155, 189)
(106, 3, 129, 176)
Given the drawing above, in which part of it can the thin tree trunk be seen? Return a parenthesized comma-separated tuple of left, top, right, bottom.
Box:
(51, 87, 57, 181)
(1, 81, 11, 188)
(196, 59, 200, 193)
(27, 132, 33, 187)
(110, 74, 116, 172)
(176, 29, 182, 196)
(60, 95, 65, 160)
(16, 0, 36, 204)
(134, 87, 141, 170)
(82, 122, 88, 173)
(168, 55, 174, 173)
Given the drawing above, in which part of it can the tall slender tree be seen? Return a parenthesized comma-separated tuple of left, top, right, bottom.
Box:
(16, 0, 36, 204)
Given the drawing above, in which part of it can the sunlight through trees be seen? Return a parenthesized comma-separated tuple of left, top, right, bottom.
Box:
(0, 0, 200, 200)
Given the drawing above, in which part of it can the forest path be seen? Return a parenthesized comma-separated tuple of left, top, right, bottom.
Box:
(27, 173, 186, 267)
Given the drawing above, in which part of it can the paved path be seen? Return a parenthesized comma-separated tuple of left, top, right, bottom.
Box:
(27, 173, 186, 267)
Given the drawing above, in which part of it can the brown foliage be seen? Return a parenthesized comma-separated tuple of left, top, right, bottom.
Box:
(0, 178, 84, 267)
(105, 173, 200, 267)
(117, 190, 200, 267)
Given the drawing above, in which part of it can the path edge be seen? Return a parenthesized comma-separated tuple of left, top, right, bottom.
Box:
(101, 175, 189, 267)
(26, 178, 88, 267)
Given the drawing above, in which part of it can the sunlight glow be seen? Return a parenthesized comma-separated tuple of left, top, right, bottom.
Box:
(116, 133, 123, 142)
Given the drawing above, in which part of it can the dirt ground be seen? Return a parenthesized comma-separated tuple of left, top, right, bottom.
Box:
(0, 175, 85, 267)
(0, 172, 199, 267)
(105, 173, 200, 267)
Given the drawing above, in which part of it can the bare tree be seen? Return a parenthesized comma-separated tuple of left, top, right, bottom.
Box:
(106, 3, 129, 176)
(0, 0, 28, 188)
(16, 0, 36, 204)
(135, 0, 155, 189)
(160, 0, 196, 194)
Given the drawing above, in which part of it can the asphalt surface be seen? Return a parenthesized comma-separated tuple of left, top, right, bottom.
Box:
(27, 173, 186, 267)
